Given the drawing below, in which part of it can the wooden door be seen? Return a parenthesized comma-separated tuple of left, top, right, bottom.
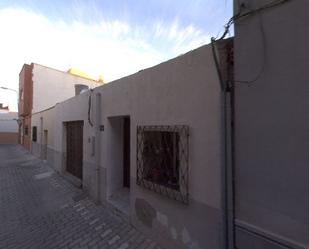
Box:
(66, 121, 83, 179)
(123, 117, 130, 188)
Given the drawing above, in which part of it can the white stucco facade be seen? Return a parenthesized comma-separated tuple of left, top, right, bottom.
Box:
(30, 42, 228, 249)
(31, 107, 55, 161)
(32, 64, 101, 113)
(0, 112, 18, 144)
(0, 112, 18, 132)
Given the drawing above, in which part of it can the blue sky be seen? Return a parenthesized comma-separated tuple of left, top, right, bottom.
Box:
(0, 0, 231, 31)
(0, 0, 232, 111)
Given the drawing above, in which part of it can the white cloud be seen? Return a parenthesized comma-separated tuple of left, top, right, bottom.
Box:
(0, 7, 210, 111)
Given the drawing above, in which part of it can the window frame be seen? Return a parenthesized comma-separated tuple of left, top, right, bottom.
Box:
(136, 125, 189, 204)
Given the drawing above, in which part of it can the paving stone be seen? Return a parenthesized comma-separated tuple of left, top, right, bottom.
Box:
(101, 229, 113, 238)
(108, 235, 121, 245)
(0, 145, 163, 249)
(117, 242, 129, 249)
(89, 217, 100, 226)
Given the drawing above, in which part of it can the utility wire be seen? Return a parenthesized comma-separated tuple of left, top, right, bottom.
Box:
(234, 12, 266, 85)
(88, 89, 94, 127)
(217, 0, 291, 41)
(212, 0, 291, 85)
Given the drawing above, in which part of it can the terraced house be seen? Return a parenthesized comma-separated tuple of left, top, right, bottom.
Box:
(29, 40, 233, 249)
(18, 63, 102, 150)
(19, 0, 309, 248)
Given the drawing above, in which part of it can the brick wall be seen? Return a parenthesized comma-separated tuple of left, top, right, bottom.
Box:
(0, 133, 18, 144)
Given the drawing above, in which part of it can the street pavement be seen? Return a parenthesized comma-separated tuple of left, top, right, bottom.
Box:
(0, 145, 162, 249)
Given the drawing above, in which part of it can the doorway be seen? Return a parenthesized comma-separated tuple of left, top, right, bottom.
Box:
(43, 130, 48, 160)
(107, 116, 131, 216)
(66, 121, 83, 180)
(123, 117, 130, 188)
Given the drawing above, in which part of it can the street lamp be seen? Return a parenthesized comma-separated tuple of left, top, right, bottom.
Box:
(0, 86, 18, 93)
(0, 86, 19, 112)
(1, 86, 21, 143)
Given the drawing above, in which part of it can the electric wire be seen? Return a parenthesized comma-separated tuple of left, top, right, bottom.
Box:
(218, 0, 290, 41)
(234, 12, 266, 85)
(212, 0, 291, 85)
(88, 89, 94, 127)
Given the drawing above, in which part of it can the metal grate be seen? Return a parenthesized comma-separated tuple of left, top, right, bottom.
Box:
(137, 125, 189, 204)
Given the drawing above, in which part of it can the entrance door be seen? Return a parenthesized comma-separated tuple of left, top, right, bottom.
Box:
(123, 117, 130, 188)
(66, 121, 83, 180)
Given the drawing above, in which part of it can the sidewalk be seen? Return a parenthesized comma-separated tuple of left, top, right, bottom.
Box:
(0, 145, 162, 249)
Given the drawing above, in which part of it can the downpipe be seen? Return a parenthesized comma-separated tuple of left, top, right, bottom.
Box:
(211, 38, 235, 249)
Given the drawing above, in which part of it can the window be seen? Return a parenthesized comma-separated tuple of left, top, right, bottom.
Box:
(137, 125, 189, 204)
(32, 126, 37, 142)
(24, 125, 28, 136)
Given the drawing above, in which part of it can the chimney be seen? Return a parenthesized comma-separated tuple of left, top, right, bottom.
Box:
(75, 84, 89, 95)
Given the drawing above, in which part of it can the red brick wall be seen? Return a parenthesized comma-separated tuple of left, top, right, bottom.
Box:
(21, 116, 31, 150)
(19, 64, 33, 150)
(19, 64, 33, 116)
(0, 133, 18, 144)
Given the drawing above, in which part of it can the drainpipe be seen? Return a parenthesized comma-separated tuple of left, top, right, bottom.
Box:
(94, 92, 102, 203)
(40, 116, 43, 159)
(211, 38, 235, 249)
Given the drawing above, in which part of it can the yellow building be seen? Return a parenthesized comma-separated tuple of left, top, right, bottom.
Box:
(68, 68, 104, 83)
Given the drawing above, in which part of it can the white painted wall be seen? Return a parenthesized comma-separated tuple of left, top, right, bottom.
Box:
(32, 64, 101, 113)
(32, 43, 224, 249)
(32, 108, 55, 149)
(97, 44, 223, 208)
(31, 107, 55, 163)
(0, 112, 18, 132)
(53, 92, 91, 152)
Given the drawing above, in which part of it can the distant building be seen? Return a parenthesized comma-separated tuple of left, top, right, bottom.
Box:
(0, 103, 9, 113)
(67, 68, 104, 83)
(18, 63, 102, 150)
(0, 103, 18, 144)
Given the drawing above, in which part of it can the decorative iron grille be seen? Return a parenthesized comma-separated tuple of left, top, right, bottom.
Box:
(137, 125, 189, 204)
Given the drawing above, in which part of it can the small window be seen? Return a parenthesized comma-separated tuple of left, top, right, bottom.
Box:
(24, 125, 28, 136)
(32, 126, 37, 142)
(137, 125, 189, 204)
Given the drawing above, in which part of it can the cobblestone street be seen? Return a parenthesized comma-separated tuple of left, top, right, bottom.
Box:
(0, 145, 162, 249)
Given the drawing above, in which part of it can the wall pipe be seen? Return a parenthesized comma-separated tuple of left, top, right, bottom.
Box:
(211, 38, 235, 249)
(94, 92, 102, 203)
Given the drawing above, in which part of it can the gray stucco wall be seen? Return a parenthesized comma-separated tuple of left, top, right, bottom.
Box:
(234, 1, 309, 248)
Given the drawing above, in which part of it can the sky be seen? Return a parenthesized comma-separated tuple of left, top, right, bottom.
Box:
(0, 0, 232, 111)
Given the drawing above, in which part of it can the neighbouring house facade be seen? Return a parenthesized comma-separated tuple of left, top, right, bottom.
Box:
(233, 0, 309, 249)
(0, 104, 18, 144)
(18, 63, 102, 150)
(31, 41, 233, 249)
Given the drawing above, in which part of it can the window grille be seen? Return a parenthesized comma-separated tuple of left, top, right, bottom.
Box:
(137, 125, 189, 204)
